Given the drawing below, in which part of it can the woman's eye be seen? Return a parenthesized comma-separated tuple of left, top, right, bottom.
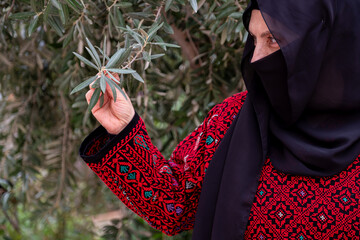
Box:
(268, 36, 280, 47)
(269, 36, 277, 43)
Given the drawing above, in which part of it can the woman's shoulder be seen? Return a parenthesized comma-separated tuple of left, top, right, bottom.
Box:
(208, 91, 247, 117)
(222, 91, 247, 106)
(204, 91, 247, 125)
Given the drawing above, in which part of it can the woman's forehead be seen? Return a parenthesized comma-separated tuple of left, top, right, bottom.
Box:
(248, 10, 270, 35)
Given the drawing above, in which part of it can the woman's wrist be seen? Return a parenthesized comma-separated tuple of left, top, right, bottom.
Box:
(107, 109, 135, 135)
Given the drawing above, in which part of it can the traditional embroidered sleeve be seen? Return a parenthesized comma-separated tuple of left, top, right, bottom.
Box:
(79, 91, 247, 235)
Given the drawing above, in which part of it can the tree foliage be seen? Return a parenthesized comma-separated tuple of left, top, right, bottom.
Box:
(0, 0, 247, 239)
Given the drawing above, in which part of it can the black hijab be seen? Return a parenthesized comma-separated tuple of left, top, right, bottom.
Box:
(192, 0, 360, 239)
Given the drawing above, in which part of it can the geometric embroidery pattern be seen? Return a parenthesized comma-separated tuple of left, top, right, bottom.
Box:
(244, 157, 360, 239)
(134, 134, 149, 150)
(82, 92, 247, 236)
(81, 90, 360, 238)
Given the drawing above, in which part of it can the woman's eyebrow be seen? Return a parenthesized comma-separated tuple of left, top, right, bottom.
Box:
(249, 30, 272, 38)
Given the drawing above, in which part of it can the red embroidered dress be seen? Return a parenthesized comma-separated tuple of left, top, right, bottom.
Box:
(80, 91, 360, 239)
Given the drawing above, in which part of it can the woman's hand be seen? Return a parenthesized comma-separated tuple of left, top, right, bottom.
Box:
(85, 75, 135, 135)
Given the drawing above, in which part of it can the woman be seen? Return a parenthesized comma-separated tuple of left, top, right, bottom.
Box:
(80, 0, 360, 239)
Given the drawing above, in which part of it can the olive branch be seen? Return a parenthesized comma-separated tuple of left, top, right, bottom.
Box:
(70, 23, 180, 112)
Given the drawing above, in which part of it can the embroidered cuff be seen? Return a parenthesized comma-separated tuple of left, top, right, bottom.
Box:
(79, 112, 140, 164)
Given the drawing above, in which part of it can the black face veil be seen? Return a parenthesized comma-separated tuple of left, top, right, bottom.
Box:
(193, 0, 360, 239)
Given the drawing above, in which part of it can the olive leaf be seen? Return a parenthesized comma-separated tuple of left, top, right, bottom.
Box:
(71, 38, 140, 111)
(71, 26, 181, 112)
(190, 0, 198, 13)
(73, 52, 99, 70)
(105, 48, 125, 68)
(70, 75, 98, 94)
(88, 87, 100, 112)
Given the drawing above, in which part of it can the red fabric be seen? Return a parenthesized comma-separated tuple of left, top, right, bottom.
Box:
(85, 134, 110, 156)
(245, 157, 360, 239)
(81, 91, 360, 238)
(83, 92, 246, 236)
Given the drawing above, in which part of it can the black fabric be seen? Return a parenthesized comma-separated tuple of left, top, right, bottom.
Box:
(193, 0, 360, 239)
(257, 0, 360, 176)
(251, 50, 291, 124)
(80, 113, 140, 163)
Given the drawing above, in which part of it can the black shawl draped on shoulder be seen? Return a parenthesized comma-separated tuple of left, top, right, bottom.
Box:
(192, 0, 360, 239)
